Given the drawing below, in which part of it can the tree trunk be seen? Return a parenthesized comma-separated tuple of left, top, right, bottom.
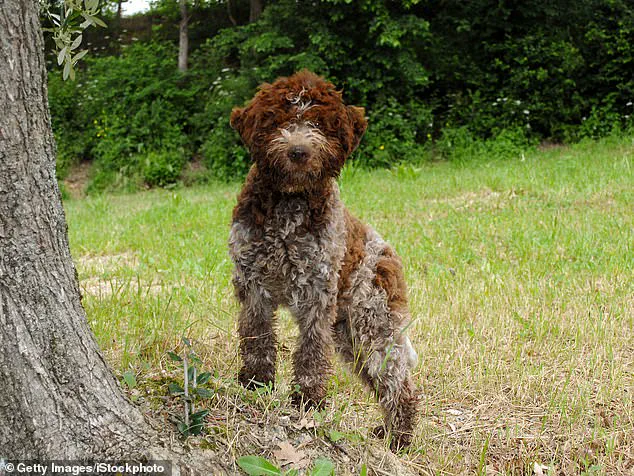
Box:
(227, 0, 237, 26)
(0, 2, 224, 472)
(249, 0, 263, 23)
(178, 0, 189, 72)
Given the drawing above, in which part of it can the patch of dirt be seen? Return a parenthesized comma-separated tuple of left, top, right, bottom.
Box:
(76, 252, 139, 276)
(537, 141, 567, 152)
(63, 160, 92, 199)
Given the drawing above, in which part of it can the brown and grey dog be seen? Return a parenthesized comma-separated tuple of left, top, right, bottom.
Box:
(228, 70, 419, 449)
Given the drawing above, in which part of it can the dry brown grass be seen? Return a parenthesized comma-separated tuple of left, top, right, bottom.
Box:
(66, 136, 634, 475)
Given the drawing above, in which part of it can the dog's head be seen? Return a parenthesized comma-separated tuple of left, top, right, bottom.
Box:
(230, 70, 367, 192)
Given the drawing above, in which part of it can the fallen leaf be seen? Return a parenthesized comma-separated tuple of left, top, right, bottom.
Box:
(273, 441, 309, 469)
(533, 462, 549, 475)
(293, 417, 316, 430)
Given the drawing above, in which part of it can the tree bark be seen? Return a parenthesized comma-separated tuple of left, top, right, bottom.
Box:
(178, 0, 189, 72)
(249, 0, 263, 23)
(0, 2, 224, 473)
(227, 0, 237, 26)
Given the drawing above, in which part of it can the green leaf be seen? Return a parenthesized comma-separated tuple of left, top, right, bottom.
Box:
(70, 34, 82, 50)
(187, 365, 195, 383)
(237, 456, 281, 476)
(62, 60, 70, 80)
(167, 351, 182, 362)
(359, 464, 367, 476)
(72, 49, 88, 65)
(122, 371, 136, 389)
(188, 421, 204, 435)
(177, 420, 189, 436)
(57, 47, 67, 66)
(196, 387, 213, 398)
(197, 372, 212, 385)
(168, 382, 184, 395)
(85, 0, 99, 11)
(310, 459, 334, 476)
(190, 409, 209, 420)
(328, 429, 345, 442)
(92, 16, 107, 27)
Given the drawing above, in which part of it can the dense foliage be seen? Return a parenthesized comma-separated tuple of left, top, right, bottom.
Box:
(48, 0, 633, 190)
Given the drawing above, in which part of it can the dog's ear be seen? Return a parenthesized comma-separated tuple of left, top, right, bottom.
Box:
(231, 105, 258, 153)
(346, 106, 368, 155)
(230, 106, 246, 138)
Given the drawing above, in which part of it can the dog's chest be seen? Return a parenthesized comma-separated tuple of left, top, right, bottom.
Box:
(230, 197, 346, 303)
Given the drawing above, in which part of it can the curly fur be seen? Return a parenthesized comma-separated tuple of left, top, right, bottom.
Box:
(228, 70, 419, 449)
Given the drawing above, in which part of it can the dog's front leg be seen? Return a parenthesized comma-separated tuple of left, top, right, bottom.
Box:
(236, 286, 277, 389)
(291, 297, 336, 408)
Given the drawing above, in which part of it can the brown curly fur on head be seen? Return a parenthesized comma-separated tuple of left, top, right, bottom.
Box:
(230, 70, 367, 192)
(228, 70, 419, 451)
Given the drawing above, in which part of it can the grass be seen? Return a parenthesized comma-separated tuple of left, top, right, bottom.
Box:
(64, 135, 634, 475)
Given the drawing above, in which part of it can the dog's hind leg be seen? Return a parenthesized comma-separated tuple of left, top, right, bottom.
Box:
(364, 337, 419, 450)
(336, 243, 419, 450)
(335, 315, 419, 450)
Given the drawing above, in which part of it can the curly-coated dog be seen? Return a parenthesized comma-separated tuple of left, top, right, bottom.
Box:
(228, 70, 419, 449)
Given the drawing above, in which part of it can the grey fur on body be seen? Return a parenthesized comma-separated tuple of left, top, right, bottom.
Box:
(229, 181, 419, 447)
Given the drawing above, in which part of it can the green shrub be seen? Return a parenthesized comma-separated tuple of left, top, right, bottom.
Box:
(50, 41, 195, 191)
(48, 73, 93, 179)
(438, 126, 535, 163)
(193, 70, 253, 181)
(142, 150, 186, 187)
(361, 98, 433, 167)
(46, 0, 634, 190)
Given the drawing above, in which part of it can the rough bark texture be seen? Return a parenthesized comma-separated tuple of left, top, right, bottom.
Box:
(0, 2, 224, 473)
(178, 0, 189, 72)
(249, 0, 263, 23)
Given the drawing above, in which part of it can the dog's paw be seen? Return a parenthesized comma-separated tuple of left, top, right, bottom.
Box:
(238, 368, 275, 390)
(389, 431, 413, 452)
(371, 425, 412, 452)
(372, 424, 387, 438)
(290, 388, 327, 410)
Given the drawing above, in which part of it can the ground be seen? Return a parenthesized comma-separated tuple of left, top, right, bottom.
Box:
(63, 136, 634, 475)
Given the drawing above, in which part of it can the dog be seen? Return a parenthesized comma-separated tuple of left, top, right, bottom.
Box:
(228, 70, 419, 449)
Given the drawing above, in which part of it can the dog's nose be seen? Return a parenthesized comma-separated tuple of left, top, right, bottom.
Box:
(288, 146, 309, 162)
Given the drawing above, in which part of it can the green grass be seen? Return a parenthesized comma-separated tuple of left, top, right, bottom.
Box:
(64, 135, 634, 475)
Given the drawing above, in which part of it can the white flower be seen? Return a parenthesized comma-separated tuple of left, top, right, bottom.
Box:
(523, 109, 530, 115)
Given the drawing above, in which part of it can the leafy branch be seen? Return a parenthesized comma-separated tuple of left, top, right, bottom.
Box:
(40, 0, 106, 80)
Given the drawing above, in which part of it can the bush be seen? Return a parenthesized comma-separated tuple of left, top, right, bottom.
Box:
(437, 126, 535, 163)
(142, 150, 187, 187)
(50, 41, 196, 191)
(47, 0, 634, 190)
